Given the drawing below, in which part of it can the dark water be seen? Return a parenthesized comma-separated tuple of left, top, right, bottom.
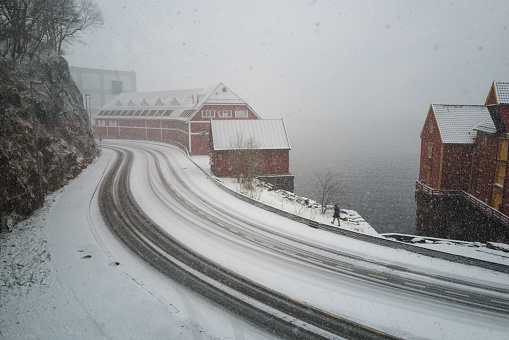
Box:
(289, 132, 420, 235)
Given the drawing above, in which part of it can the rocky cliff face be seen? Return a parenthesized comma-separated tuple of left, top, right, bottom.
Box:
(0, 52, 95, 229)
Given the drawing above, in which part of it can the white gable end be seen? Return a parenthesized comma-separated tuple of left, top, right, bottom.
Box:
(205, 84, 245, 104)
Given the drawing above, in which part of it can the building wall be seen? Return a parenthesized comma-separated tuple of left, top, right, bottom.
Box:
(440, 144, 474, 191)
(212, 149, 290, 177)
(499, 106, 509, 131)
(470, 132, 498, 205)
(419, 108, 443, 188)
(189, 104, 259, 155)
(95, 118, 189, 149)
(70, 67, 136, 121)
(94, 100, 260, 155)
(415, 191, 509, 243)
(470, 133, 509, 214)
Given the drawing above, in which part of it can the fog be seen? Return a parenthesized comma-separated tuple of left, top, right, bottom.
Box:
(67, 0, 509, 153)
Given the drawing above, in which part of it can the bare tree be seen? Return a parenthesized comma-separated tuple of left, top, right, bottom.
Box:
(0, 0, 45, 61)
(315, 168, 343, 214)
(0, 0, 102, 61)
(229, 132, 261, 192)
(41, 0, 103, 55)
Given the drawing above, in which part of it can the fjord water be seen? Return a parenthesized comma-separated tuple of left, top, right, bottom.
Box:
(288, 124, 420, 235)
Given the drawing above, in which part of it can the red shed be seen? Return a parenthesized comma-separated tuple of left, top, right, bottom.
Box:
(94, 83, 260, 155)
(210, 119, 294, 191)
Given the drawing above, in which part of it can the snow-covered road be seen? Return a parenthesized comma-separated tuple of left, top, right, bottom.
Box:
(1, 143, 270, 339)
(110, 140, 509, 339)
(2, 139, 509, 339)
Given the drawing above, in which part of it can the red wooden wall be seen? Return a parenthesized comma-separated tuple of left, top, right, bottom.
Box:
(419, 107, 443, 188)
(440, 144, 474, 191)
(94, 104, 259, 155)
(212, 149, 289, 177)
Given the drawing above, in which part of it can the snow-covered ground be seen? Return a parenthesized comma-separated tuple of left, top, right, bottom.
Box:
(2, 141, 509, 340)
(191, 155, 509, 266)
(0, 150, 270, 339)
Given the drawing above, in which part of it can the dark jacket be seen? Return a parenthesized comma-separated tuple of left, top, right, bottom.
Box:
(333, 205, 340, 217)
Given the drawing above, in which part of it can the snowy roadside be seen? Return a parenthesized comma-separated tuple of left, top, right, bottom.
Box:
(0, 196, 55, 295)
(190, 155, 509, 266)
(1, 151, 269, 340)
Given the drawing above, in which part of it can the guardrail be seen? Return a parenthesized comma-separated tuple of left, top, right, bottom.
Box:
(415, 181, 462, 197)
(415, 181, 509, 228)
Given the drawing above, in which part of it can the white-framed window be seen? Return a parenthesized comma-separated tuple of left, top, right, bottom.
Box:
(235, 110, 248, 118)
(218, 110, 232, 118)
(202, 110, 215, 118)
(97, 120, 105, 126)
(109, 120, 117, 126)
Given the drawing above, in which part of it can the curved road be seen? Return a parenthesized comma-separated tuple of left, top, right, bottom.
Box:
(99, 139, 509, 339)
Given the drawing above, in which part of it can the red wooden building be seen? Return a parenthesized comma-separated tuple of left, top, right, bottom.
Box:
(470, 82, 509, 211)
(419, 104, 489, 191)
(417, 81, 509, 228)
(94, 83, 260, 155)
(210, 119, 294, 191)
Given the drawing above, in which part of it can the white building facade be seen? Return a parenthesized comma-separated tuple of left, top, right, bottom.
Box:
(70, 67, 137, 124)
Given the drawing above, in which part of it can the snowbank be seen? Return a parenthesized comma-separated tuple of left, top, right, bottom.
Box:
(191, 155, 509, 265)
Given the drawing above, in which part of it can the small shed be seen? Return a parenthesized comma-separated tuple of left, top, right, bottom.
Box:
(210, 119, 294, 191)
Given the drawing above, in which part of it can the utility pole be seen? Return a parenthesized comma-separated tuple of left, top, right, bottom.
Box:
(84, 93, 92, 122)
(30, 80, 43, 207)
(85, 93, 93, 134)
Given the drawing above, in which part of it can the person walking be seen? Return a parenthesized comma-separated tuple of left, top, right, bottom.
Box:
(331, 204, 341, 226)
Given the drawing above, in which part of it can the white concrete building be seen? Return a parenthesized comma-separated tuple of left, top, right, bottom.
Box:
(69, 67, 137, 123)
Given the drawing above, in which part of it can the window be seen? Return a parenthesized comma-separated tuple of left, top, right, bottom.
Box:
(109, 120, 117, 126)
(429, 121, 433, 133)
(479, 158, 485, 172)
(218, 110, 232, 118)
(112, 80, 123, 94)
(476, 180, 482, 194)
(483, 135, 488, 149)
(97, 120, 105, 126)
(202, 110, 215, 118)
(497, 138, 508, 161)
(235, 110, 248, 118)
(428, 142, 433, 158)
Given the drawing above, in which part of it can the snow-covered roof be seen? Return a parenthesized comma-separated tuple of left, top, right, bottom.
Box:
(211, 119, 291, 151)
(95, 83, 254, 121)
(432, 104, 490, 144)
(474, 117, 497, 135)
(494, 81, 509, 105)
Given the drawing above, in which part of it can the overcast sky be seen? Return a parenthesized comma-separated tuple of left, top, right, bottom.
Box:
(67, 0, 509, 154)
